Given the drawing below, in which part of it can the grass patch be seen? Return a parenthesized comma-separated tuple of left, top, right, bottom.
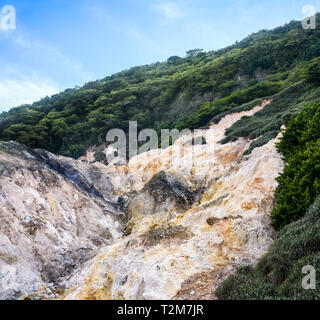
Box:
(215, 196, 320, 300)
(220, 81, 320, 154)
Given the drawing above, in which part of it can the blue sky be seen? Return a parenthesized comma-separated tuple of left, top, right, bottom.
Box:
(0, 0, 317, 111)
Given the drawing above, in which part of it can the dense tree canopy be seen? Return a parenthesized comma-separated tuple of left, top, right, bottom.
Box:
(1, 16, 320, 159)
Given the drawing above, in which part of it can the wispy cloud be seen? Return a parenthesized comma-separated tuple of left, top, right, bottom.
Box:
(0, 27, 92, 111)
(153, 1, 184, 20)
(0, 78, 58, 111)
(3, 29, 92, 81)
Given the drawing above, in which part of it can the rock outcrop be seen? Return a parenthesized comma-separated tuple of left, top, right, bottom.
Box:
(0, 142, 123, 299)
(59, 100, 283, 300)
(0, 99, 284, 300)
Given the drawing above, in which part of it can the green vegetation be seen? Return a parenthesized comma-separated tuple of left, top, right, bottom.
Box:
(272, 101, 320, 229)
(306, 57, 320, 84)
(175, 80, 283, 131)
(221, 81, 320, 155)
(1, 16, 320, 159)
(215, 197, 320, 300)
(216, 100, 320, 299)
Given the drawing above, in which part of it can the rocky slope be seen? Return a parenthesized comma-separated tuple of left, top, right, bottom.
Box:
(0, 100, 284, 300)
(0, 142, 124, 299)
(61, 100, 283, 300)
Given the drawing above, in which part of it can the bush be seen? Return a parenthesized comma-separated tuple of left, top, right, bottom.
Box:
(272, 101, 320, 229)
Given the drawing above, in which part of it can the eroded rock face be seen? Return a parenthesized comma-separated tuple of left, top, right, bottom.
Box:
(0, 99, 284, 300)
(127, 171, 202, 234)
(0, 142, 123, 299)
(59, 100, 284, 300)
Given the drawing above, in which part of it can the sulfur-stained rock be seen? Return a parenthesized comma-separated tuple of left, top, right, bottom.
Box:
(0, 99, 284, 300)
(60, 100, 284, 300)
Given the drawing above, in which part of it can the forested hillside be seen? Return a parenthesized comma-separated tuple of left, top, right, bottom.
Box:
(1, 16, 320, 159)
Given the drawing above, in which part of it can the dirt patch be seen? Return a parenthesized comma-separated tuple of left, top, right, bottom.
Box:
(206, 215, 242, 226)
(0, 249, 19, 265)
(140, 226, 194, 247)
(174, 269, 233, 300)
(241, 202, 259, 211)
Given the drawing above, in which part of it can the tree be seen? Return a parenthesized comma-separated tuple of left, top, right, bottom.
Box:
(167, 56, 181, 63)
(186, 49, 204, 58)
(272, 102, 320, 229)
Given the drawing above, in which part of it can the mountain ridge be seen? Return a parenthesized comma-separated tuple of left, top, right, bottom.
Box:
(1, 15, 320, 160)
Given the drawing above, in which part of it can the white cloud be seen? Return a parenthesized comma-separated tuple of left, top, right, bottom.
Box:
(153, 1, 184, 20)
(0, 28, 93, 112)
(0, 27, 93, 92)
(0, 79, 58, 111)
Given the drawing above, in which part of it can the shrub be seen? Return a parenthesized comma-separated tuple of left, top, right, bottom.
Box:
(272, 101, 320, 228)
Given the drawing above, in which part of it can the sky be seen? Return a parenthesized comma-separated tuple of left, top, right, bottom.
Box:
(0, 0, 317, 111)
